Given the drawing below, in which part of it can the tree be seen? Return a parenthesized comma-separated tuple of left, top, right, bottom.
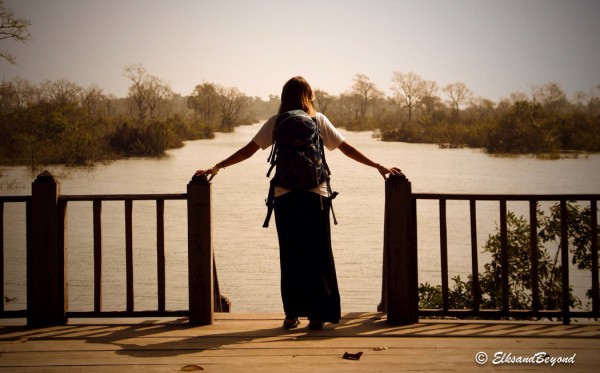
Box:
(420, 80, 440, 117)
(0, 76, 36, 114)
(188, 82, 220, 125)
(145, 75, 173, 120)
(39, 79, 82, 108)
(123, 63, 173, 123)
(532, 82, 567, 115)
(349, 73, 383, 122)
(391, 71, 426, 122)
(443, 82, 473, 121)
(124, 64, 149, 123)
(80, 84, 106, 118)
(217, 86, 245, 132)
(0, 0, 31, 64)
(314, 88, 331, 115)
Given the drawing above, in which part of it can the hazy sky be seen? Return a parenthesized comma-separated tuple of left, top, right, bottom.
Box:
(2, 0, 599, 101)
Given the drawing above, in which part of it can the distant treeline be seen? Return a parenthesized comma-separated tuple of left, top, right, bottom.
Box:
(0, 64, 278, 168)
(318, 73, 600, 154)
(1, 67, 599, 168)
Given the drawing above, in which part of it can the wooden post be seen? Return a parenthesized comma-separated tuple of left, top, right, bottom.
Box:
(28, 171, 67, 327)
(383, 173, 418, 325)
(187, 174, 213, 326)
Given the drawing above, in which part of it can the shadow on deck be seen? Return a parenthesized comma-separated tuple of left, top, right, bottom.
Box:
(1, 312, 599, 372)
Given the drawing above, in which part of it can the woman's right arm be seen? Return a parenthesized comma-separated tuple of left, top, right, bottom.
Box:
(195, 140, 260, 181)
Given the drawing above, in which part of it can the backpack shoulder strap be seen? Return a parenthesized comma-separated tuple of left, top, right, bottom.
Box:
(262, 179, 276, 228)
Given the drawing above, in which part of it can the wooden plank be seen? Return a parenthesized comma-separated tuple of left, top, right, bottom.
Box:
(439, 199, 449, 311)
(414, 193, 600, 201)
(499, 200, 509, 314)
(93, 200, 102, 313)
(529, 200, 540, 313)
(469, 199, 480, 311)
(57, 198, 68, 322)
(560, 199, 570, 325)
(60, 193, 187, 201)
(125, 199, 134, 313)
(0, 195, 30, 202)
(66, 310, 188, 318)
(591, 199, 599, 315)
(156, 199, 166, 313)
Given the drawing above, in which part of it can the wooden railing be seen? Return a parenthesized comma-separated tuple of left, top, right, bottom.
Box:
(59, 193, 188, 318)
(2, 172, 598, 327)
(1, 171, 227, 327)
(381, 175, 600, 325)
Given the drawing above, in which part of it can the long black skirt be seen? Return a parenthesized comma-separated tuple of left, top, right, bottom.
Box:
(274, 191, 341, 323)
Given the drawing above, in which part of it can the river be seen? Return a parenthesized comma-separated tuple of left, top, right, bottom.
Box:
(2, 122, 599, 313)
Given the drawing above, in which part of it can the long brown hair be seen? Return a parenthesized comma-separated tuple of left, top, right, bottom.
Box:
(278, 76, 316, 116)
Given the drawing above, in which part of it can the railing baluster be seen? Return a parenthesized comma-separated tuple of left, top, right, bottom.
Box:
(469, 200, 480, 311)
(93, 200, 102, 312)
(560, 200, 570, 325)
(439, 199, 449, 311)
(529, 200, 540, 314)
(592, 199, 598, 315)
(500, 200, 509, 315)
(156, 199, 166, 312)
(125, 199, 134, 312)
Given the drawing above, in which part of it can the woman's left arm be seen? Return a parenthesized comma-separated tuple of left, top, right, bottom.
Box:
(338, 141, 402, 179)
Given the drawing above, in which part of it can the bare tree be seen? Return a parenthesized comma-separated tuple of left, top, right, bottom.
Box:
(217, 86, 245, 131)
(80, 84, 106, 118)
(0, 0, 32, 64)
(574, 84, 600, 116)
(314, 88, 331, 114)
(350, 73, 382, 121)
(420, 80, 439, 117)
(0, 76, 36, 113)
(532, 82, 566, 114)
(123, 63, 173, 123)
(391, 71, 426, 122)
(124, 64, 149, 122)
(145, 75, 173, 120)
(443, 82, 473, 120)
(39, 79, 82, 107)
(508, 91, 529, 104)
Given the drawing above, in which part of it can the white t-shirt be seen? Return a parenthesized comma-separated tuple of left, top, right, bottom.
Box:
(253, 112, 345, 197)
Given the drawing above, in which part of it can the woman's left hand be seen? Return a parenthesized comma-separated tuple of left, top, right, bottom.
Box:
(195, 165, 220, 181)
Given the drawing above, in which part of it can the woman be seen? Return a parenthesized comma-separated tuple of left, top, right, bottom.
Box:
(196, 76, 401, 330)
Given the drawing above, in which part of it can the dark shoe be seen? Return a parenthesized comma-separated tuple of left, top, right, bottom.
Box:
(308, 320, 324, 330)
(283, 318, 300, 329)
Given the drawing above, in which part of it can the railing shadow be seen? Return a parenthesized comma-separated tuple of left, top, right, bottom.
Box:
(1, 314, 599, 360)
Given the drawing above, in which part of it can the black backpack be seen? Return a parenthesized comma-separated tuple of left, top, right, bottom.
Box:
(262, 110, 337, 228)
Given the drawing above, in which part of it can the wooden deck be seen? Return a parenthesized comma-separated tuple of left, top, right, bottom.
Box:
(1, 313, 599, 372)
